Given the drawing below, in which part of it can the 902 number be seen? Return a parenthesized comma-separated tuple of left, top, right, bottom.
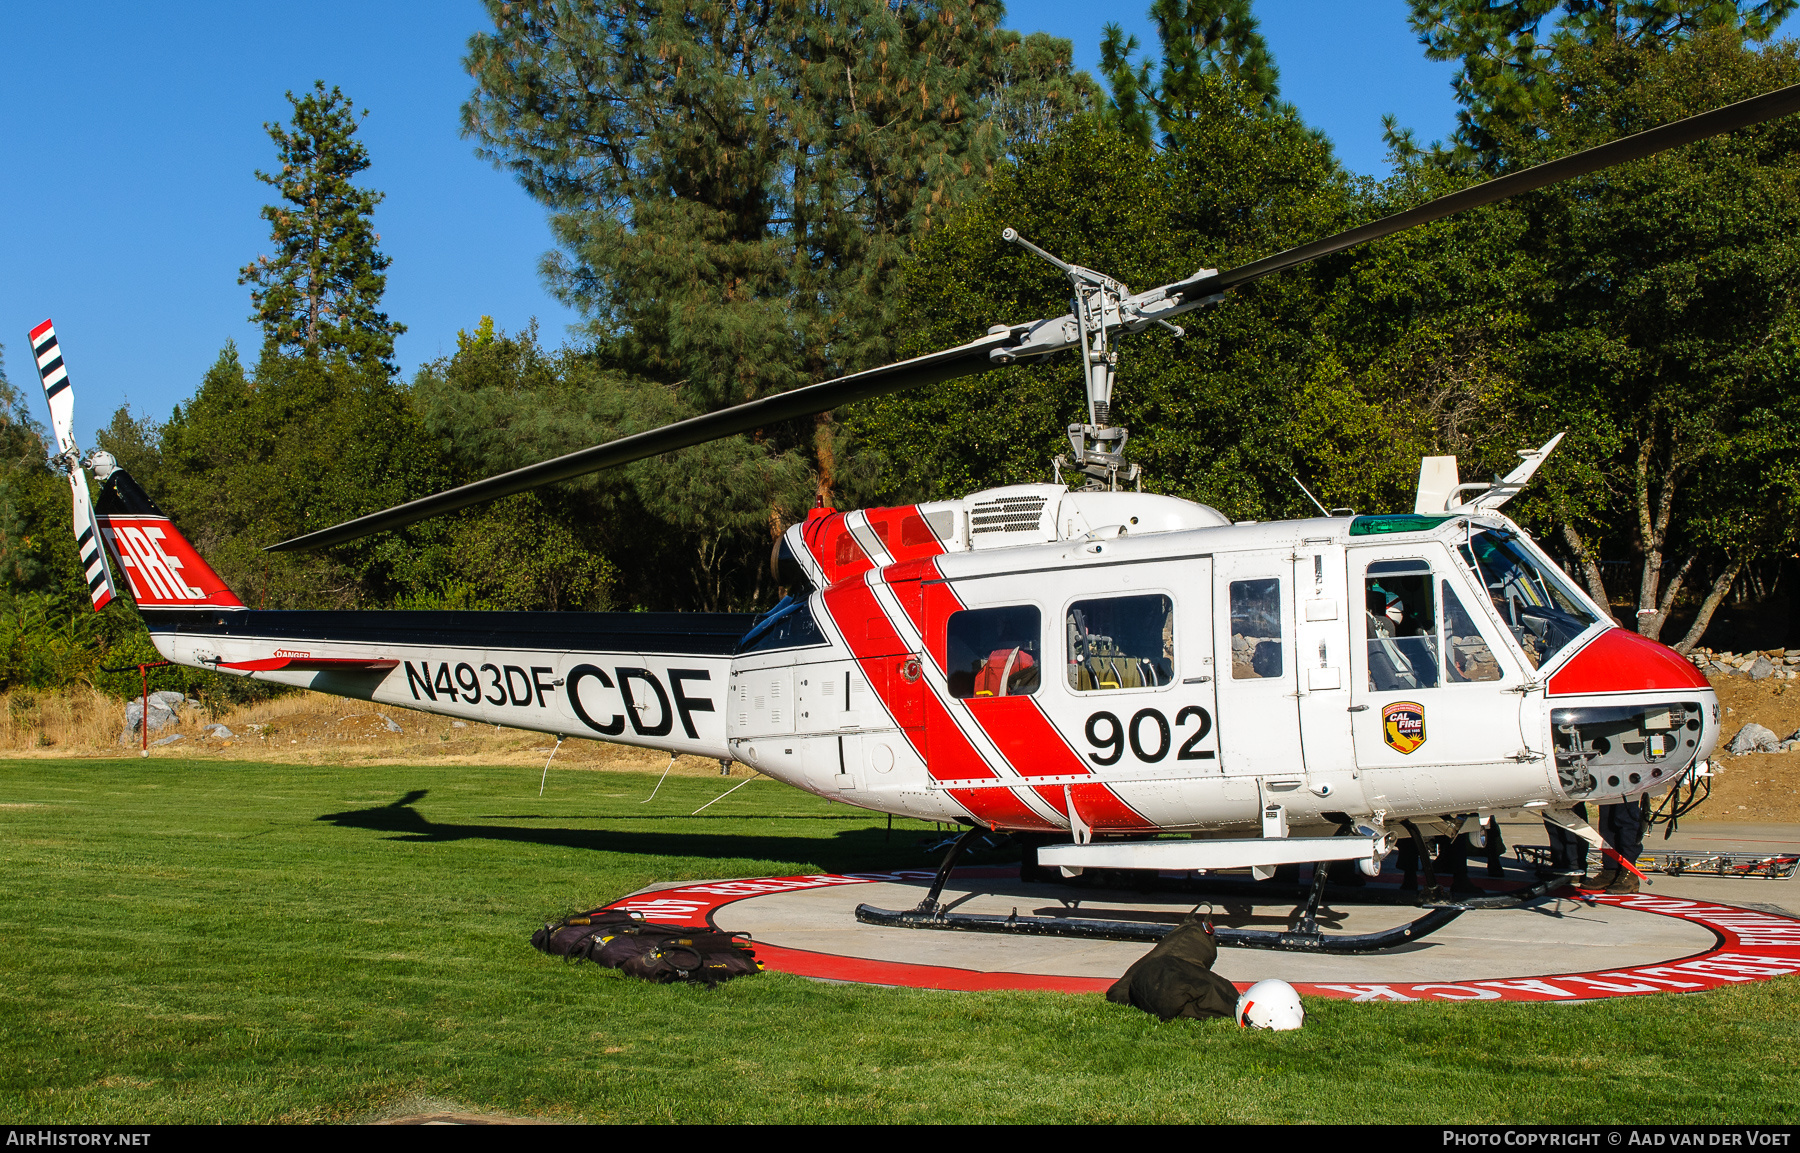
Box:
(1084, 706, 1214, 766)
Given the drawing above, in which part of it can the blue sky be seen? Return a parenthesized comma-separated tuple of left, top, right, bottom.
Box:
(0, 3, 1529, 444)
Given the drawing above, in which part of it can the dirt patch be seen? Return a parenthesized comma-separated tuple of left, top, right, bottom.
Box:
(1702, 672, 1800, 823)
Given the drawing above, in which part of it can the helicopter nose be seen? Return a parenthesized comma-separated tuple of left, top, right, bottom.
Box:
(1546, 628, 1709, 696)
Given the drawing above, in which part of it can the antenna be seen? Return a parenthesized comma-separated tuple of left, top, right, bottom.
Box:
(1291, 476, 1331, 517)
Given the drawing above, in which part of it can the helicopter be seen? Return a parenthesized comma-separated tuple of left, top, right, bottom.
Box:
(32, 80, 1798, 954)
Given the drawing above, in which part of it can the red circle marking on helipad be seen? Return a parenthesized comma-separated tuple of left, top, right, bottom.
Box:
(601, 869, 1800, 1002)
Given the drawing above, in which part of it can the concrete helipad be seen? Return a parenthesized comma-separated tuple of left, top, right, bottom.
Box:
(604, 821, 1800, 1002)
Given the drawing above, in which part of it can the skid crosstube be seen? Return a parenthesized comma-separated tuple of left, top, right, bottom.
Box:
(854, 902, 1467, 953)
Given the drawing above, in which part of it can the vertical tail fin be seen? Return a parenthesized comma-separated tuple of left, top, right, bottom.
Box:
(28, 319, 242, 612)
(92, 459, 244, 610)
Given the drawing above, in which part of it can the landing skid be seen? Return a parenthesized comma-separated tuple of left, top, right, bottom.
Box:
(853, 901, 1467, 953)
(855, 827, 1580, 954)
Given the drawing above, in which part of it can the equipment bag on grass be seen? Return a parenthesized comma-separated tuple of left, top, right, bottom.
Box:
(531, 909, 647, 957)
(1106, 917, 1239, 1021)
(533, 909, 763, 985)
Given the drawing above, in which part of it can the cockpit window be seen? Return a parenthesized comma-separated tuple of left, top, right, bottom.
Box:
(1462, 530, 1598, 669)
(737, 596, 825, 654)
(1364, 561, 1439, 691)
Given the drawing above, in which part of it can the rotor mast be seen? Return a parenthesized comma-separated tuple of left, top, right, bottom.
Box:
(1002, 228, 1201, 491)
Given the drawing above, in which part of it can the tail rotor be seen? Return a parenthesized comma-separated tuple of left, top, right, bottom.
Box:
(28, 320, 120, 611)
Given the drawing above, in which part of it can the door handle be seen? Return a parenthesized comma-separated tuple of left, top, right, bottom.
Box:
(1347, 704, 1369, 713)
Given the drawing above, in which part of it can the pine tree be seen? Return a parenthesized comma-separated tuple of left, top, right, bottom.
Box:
(462, 1, 1084, 513)
(1401, 0, 1797, 163)
(239, 81, 405, 370)
(1100, 0, 1295, 149)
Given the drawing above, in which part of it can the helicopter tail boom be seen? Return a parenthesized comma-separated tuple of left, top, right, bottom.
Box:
(141, 607, 751, 759)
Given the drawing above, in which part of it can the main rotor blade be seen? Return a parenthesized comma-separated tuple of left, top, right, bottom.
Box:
(1171, 81, 1800, 300)
(267, 331, 1014, 552)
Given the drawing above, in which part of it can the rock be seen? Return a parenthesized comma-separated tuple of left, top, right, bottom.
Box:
(203, 723, 234, 739)
(451, 721, 467, 729)
(1749, 656, 1776, 681)
(152, 733, 184, 747)
(123, 699, 178, 737)
(378, 713, 403, 733)
(149, 690, 188, 710)
(1727, 723, 1783, 755)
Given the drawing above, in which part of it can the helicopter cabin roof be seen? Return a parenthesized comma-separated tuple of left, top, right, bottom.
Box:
(787, 481, 1519, 592)
(928, 509, 1504, 582)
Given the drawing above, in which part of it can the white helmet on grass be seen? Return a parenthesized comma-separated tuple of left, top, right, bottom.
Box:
(1236, 979, 1304, 1031)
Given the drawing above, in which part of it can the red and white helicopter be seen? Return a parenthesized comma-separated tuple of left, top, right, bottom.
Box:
(34, 84, 1797, 952)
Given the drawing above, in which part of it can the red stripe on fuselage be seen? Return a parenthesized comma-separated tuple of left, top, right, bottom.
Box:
(803, 505, 947, 588)
(965, 696, 1157, 832)
(866, 507, 948, 565)
(819, 573, 1054, 830)
(890, 557, 1154, 832)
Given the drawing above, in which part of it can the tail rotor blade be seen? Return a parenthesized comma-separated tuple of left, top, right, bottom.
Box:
(69, 469, 118, 611)
(27, 319, 77, 457)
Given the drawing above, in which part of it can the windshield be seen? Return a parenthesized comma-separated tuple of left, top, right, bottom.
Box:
(735, 596, 825, 654)
(1461, 530, 1598, 670)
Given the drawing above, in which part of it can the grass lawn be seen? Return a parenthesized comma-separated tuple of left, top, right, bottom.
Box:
(1, 756, 1796, 1125)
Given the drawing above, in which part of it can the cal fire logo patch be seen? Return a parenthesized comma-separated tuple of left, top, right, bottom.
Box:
(1382, 701, 1426, 754)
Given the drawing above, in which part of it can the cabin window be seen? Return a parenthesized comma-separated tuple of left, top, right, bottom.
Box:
(1229, 579, 1284, 679)
(1443, 580, 1504, 683)
(1365, 560, 1440, 690)
(1066, 594, 1174, 692)
(946, 605, 1041, 699)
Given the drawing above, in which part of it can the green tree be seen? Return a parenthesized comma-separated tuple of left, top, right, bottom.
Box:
(140, 345, 444, 611)
(855, 84, 1354, 515)
(1493, 35, 1800, 647)
(238, 81, 406, 370)
(462, 0, 1083, 535)
(410, 323, 813, 612)
(1099, 0, 1296, 149)
(1399, 0, 1796, 163)
(989, 32, 1104, 156)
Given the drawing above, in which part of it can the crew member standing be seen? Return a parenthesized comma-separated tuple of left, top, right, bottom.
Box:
(1583, 799, 1646, 894)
